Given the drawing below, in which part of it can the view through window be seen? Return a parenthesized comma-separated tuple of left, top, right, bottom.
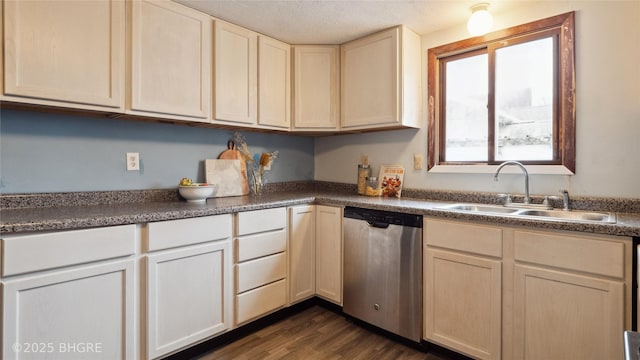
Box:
(427, 12, 575, 172)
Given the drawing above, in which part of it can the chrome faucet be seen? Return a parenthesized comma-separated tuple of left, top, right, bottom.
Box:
(560, 189, 570, 210)
(493, 161, 531, 204)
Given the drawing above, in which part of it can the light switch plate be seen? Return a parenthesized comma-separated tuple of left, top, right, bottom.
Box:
(413, 154, 423, 170)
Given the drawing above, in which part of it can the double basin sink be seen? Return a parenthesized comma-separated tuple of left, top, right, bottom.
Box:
(435, 203, 617, 224)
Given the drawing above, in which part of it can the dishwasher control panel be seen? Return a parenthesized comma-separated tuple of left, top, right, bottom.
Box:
(344, 207, 422, 228)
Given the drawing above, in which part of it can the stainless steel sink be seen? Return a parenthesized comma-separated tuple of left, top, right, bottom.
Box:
(437, 203, 520, 214)
(435, 203, 617, 224)
(516, 209, 616, 223)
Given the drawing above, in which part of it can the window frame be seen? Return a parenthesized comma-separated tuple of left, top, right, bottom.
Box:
(427, 12, 576, 173)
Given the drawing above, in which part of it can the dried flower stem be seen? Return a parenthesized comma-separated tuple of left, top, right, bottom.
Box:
(231, 132, 278, 195)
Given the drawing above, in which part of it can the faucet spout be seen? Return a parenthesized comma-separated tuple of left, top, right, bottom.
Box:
(493, 161, 530, 204)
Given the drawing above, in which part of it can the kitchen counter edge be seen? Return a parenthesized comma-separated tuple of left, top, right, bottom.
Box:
(1, 191, 639, 237)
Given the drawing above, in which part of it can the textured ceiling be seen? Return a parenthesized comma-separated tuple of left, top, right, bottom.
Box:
(175, 0, 518, 44)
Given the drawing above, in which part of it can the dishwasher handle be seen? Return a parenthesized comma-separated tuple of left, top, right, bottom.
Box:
(367, 221, 390, 229)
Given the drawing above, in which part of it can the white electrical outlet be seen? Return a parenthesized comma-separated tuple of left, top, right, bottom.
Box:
(126, 152, 139, 171)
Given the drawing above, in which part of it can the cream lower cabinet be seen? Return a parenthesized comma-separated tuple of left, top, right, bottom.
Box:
(234, 207, 288, 325)
(1, 225, 136, 360)
(288, 205, 343, 305)
(128, 0, 211, 121)
(145, 215, 232, 359)
(315, 205, 343, 304)
(1, 0, 125, 111)
(424, 219, 503, 360)
(510, 229, 628, 360)
(340, 25, 421, 130)
(424, 217, 632, 360)
(289, 205, 316, 303)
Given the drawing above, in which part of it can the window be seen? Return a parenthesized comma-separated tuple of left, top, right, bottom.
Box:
(427, 12, 575, 172)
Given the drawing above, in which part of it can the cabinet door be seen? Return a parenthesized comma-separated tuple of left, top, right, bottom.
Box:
(2, 0, 124, 110)
(512, 265, 624, 360)
(130, 0, 211, 120)
(146, 241, 231, 359)
(1, 3, 4, 96)
(424, 249, 502, 360)
(214, 21, 257, 125)
(341, 27, 399, 128)
(293, 46, 340, 131)
(289, 205, 316, 303)
(315, 205, 343, 304)
(2, 260, 135, 360)
(258, 36, 290, 129)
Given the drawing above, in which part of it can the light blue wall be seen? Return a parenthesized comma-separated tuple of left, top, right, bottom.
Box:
(0, 109, 314, 194)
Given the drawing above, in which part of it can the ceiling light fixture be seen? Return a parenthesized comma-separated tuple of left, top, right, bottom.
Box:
(467, 3, 493, 36)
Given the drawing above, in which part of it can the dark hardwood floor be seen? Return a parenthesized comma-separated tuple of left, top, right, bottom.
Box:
(195, 305, 462, 360)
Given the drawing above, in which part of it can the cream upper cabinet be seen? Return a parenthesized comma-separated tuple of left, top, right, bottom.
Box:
(258, 36, 291, 130)
(424, 219, 502, 360)
(315, 205, 343, 304)
(292, 46, 340, 132)
(213, 20, 258, 126)
(213, 23, 291, 130)
(1, 3, 4, 99)
(128, 0, 211, 121)
(340, 25, 421, 130)
(1, 0, 125, 111)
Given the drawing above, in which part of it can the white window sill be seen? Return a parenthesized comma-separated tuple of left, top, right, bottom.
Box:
(428, 164, 574, 175)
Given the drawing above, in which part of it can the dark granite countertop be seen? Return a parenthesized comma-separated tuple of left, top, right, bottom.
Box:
(2, 187, 640, 237)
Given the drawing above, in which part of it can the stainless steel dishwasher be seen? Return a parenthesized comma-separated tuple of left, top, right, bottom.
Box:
(343, 206, 423, 342)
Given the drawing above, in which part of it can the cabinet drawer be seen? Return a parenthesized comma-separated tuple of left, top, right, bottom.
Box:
(147, 214, 232, 251)
(236, 252, 286, 293)
(236, 279, 286, 325)
(1, 225, 136, 277)
(236, 229, 286, 262)
(425, 219, 503, 258)
(236, 207, 286, 236)
(514, 230, 626, 278)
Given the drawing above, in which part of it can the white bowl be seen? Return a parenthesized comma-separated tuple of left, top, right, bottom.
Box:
(178, 184, 216, 203)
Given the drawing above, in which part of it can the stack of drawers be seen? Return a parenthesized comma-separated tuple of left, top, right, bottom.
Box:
(234, 207, 288, 325)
